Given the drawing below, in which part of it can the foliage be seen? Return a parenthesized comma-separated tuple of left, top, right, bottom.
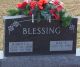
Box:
(7, 0, 72, 27)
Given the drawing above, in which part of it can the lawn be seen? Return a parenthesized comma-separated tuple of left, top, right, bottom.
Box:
(0, 0, 80, 49)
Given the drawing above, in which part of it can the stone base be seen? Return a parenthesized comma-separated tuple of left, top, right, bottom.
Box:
(0, 48, 80, 67)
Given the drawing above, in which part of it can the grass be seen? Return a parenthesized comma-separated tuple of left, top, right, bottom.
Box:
(77, 22, 80, 48)
(62, 0, 80, 16)
(0, 0, 80, 49)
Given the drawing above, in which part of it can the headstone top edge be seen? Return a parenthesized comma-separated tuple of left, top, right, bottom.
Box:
(3, 15, 27, 20)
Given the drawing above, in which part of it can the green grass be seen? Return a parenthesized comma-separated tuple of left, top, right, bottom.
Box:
(0, 0, 80, 49)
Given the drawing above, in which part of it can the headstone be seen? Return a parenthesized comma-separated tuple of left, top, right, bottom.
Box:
(3, 15, 77, 56)
(1, 49, 80, 67)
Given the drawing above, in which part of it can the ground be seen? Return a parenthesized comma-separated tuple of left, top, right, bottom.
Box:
(0, 0, 80, 49)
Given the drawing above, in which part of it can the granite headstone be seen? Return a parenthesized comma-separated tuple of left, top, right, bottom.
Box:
(3, 15, 77, 56)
